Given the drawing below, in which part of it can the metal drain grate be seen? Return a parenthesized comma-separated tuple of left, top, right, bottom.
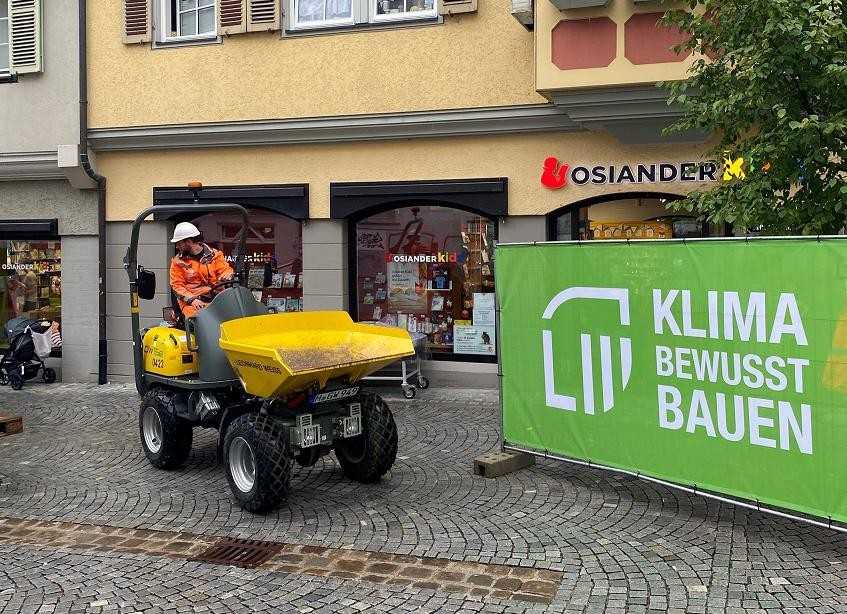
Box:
(191, 537, 283, 569)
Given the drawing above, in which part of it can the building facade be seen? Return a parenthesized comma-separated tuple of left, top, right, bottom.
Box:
(86, 0, 718, 382)
(0, 0, 102, 382)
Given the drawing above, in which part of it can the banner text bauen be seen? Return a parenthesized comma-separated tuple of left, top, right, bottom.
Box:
(652, 289, 812, 454)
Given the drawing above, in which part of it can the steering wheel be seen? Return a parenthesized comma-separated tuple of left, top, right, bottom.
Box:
(209, 278, 240, 293)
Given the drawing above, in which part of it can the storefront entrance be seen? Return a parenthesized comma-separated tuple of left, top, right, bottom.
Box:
(153, 184, 309, 314)
(0, 223, 62, 357)
(354, 205, 497, 360)
(332, 178, 508, 363)
(548, 192, 724, 241)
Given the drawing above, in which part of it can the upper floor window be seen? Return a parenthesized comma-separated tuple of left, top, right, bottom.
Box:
(290, 0, 436, 31)
(158, 0, 217, 42)
(0, 0, 9, 75)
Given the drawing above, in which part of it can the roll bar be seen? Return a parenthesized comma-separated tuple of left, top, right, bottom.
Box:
(123, 203, 250, 395)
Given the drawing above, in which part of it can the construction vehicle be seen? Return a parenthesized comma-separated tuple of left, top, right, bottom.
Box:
(125, 196, 414, 513)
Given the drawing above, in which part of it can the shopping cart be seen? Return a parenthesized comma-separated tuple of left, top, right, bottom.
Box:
(362, 329, 430, 398)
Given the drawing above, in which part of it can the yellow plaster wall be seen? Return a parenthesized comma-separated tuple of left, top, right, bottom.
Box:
(536, 0, 694, 93)
(87, 0, 545, 128)
(98, 133, 713, 220)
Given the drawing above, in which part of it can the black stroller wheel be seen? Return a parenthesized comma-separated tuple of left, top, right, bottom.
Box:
(42, 368, 56, 384)
(9, 373, 23, 390)
(0, 371, 7, 386)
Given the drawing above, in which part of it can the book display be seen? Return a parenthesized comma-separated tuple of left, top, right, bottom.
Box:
(355, 206, 497, 359)
(192, 211, 304, 313)
(2, 240, 62, 322)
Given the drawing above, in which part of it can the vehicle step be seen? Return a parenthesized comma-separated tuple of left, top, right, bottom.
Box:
(0, 416, 23, 438)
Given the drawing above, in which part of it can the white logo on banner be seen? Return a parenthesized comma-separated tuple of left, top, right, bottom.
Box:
(542, 287, 632, 414)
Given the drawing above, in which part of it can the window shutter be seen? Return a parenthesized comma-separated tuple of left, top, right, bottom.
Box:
(123, 0, 152, 44)
(220, 0, 247, 34)
(247, 0, 279, 32)
(9, 0, 42, 74)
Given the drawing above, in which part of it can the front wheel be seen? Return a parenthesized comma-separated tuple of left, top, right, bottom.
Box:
(139, 389, 193, 469)
(223, 414, 292, 514)
(42, 368, 56, 384)
(334, 392, 398, 483)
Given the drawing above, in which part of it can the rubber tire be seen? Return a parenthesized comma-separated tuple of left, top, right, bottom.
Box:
(403, 386, 415, 399)
(139, 388, 193, 470)
(42, 368, 56, 384)
(334, 392, 398, 483)
(0, 371, 8, 386)
(417, 376, 430, 390)
(9, 373, 23, 390)
(223, 414, 292, 514)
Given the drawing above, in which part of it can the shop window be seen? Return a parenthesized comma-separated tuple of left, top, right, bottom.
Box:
(157, 0, 217, 42)
(0, 239, 62, 350)
(191, 210, 304, 312)
(550, 197, 712, 241)
(355, 206, 497, 360)
(0, 0, 8, 75)
(289, 0, 435, 30)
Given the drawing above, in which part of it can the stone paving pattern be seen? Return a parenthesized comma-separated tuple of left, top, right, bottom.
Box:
(1, 383, 847, 613)
(0, 516, 562, 604)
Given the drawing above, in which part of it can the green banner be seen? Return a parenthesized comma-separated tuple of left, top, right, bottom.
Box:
(497, 239, 847, 523)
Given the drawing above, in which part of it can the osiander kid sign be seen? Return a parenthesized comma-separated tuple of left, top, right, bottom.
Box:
(496, 239, 847, 522)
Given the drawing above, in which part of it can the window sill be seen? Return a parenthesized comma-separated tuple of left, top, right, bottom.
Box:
(285, 15, 441, 37)
(153, 35, 222, 49)
(0, 73, 18, 84)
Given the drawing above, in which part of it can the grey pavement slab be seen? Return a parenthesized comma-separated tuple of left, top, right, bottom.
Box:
(0, 383, 846, 613)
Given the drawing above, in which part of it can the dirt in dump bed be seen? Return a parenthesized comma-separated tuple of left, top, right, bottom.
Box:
(279, 346, 384, 372)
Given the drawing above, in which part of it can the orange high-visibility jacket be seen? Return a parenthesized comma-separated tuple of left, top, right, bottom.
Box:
(170, 244, 234, 317)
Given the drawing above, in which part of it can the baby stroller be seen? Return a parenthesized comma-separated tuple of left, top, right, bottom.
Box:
(0, 317, 57, 390)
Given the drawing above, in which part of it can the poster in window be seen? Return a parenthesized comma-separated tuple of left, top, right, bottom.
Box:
(454, 324, 496, 355)
(472, 292, 495, 326)
(388, 261, 424, 309)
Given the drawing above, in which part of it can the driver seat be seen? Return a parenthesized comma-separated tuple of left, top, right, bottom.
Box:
(192, 286, 268, 382)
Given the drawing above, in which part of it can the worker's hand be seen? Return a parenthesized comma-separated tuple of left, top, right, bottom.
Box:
(194, 299, 209, 311)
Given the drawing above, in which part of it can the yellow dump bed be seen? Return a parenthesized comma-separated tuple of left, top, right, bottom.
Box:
(219, 311, 415, 398)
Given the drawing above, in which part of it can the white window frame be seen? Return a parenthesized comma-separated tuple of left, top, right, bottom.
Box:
(370, 0, 436, 24)
(288, 0, 436, 31)
(291, 0, 355, 30)
(156, 0, 217, 44)
(0, 0, 9, 76)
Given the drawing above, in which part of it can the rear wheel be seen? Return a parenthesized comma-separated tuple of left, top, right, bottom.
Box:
(0, 370, 8, 386)
(223, 414, 292, 514)
(139, 388, 193, 469)
(334, 392, 398, 483)
(42, 368, 56, 384)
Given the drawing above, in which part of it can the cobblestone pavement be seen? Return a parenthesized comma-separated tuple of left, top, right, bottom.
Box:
(1, 383, 846, 613)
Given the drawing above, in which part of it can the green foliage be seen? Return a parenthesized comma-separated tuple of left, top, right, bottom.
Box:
(659, 0, 847, 234)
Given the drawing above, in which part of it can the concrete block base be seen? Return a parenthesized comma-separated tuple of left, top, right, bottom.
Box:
(473, 450, 534, 478)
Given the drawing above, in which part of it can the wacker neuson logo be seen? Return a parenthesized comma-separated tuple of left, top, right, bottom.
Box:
(542, 286, 813, 455)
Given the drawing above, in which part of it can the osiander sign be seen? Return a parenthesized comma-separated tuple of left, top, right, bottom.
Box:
(541, 158, 719, 190)
(497, 239, 847, 523)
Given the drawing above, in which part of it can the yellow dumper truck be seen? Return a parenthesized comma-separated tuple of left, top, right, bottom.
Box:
(124, 198, 414, 513)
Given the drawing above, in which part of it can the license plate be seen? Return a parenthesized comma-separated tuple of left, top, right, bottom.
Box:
(310, 386, 360, 405)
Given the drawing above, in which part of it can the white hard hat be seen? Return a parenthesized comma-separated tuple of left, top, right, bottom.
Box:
(171, 222, 201, 243)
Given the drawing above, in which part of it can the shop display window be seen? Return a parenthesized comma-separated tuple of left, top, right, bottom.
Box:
(0, 240, 62, 349)
(192, 211, 304, 312)
(355, 206, 497, 360)
(551, 197, 711, 241)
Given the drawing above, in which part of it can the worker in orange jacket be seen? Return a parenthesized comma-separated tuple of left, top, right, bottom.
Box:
(169, 222, 235, 318)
